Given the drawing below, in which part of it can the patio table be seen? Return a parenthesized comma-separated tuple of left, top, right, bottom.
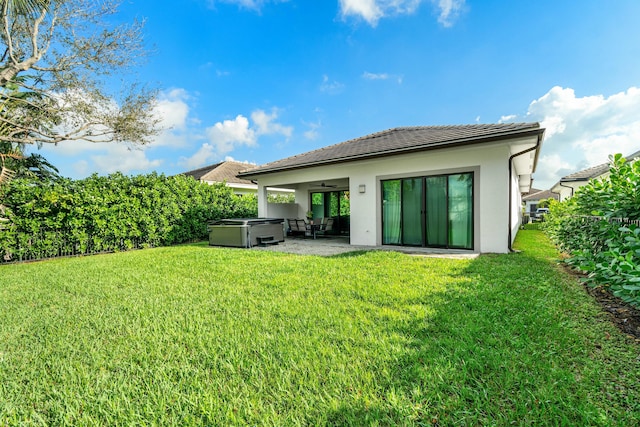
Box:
(306, 223, 322, 239)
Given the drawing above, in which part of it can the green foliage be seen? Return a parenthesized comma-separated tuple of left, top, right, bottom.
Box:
(543, 154, 640, 307)
(537, 197, 553, 208)
(267, 192, 295, 203)
(575, 153, 640, 220)
(0, 173, 257, 261)
(0, 231, 638, 425)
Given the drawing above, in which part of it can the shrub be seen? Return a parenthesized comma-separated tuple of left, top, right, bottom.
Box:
(0, 173, 258, 261)
(543, 154, 640, 307)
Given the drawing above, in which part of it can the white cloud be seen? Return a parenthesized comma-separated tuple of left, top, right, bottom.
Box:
(432, 0, 465, 27)
(251, 108, 293, 137)
(339, 0, 383, 25)
(180, 143, 218, 170)
(208, 0, 289, 11)
(154, 89, 190, 131)
(302, 120, 322, 140)
(180, 108, 293, 169)
(507, 86, 640, 189)
(224, 155, 256, 165)
(73, 160, 90, 176)
(498, 114, 517, 123)
(339, 0, 463, 27)
(91, 145, 163, 174)
(363, 71, 389, 80)
(320, 74, 345, 94)
(362, 71, 403, 83)
(206, 115, 257, 155)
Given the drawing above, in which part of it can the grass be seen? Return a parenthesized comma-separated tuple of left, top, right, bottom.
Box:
(1, 230, 638, 425)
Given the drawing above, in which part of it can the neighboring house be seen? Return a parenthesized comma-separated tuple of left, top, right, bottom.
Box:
(238, 123, 545, 253)
(522, 188, 559, 215)
(550, 163, 610, 202)
(182, 160, 293, 196)
(550, 149, 640, 201)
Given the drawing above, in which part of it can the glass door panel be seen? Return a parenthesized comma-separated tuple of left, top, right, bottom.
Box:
(382, 180, 401, 245)
(448, 173, 473, 249)
(402, 178, 423, 246)
(425, 176, 448, 247)
(311, 192, 325, 220)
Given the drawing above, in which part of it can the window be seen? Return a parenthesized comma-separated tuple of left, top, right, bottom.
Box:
(382, 172, 473, 249)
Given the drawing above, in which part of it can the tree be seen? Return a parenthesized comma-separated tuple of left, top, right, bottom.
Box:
(538, 198, 552, 209)
(0, 0, 159, 151)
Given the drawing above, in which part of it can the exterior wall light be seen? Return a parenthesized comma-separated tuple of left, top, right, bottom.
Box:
(358, 184, 366, 193)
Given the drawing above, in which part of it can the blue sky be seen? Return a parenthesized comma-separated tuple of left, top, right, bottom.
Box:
(37, 0, 640, 189)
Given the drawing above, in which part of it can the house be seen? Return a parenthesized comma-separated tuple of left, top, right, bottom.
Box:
(550, 149, 640, 201)
(238, 123, 545, 254)
(182, 160, 294, 197)
(549, 163, 610, 202)
(522, 189, 559, 215)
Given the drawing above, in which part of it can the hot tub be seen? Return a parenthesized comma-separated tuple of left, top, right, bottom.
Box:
(208, 218, 285, 248)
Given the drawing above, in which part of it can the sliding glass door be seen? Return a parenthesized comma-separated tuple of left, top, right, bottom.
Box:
(310, 190, 350, 234)
(382, 172, 473, 249)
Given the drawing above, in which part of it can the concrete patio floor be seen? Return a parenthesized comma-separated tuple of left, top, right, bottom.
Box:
(252, 236, 479, 259)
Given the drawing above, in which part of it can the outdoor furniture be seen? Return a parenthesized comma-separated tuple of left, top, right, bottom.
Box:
(297, 219, 309, 236)
(316, 218, 334, 237)
(306, 222, 322, 239)
(287, 218, 307, 236)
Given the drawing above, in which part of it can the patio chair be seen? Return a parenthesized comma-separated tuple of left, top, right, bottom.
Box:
(286, 218, 304, 236)
(286, 218, 296, 236)
(296, 219, 312, 237)
(316, 218, 334, 237)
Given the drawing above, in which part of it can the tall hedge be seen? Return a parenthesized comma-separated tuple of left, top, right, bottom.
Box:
(0, 172, 257, 261)
(543, 154, 640, 307)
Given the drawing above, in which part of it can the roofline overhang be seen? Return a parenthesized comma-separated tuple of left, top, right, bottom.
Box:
(238, 127, 545, 178)
(559, 177, 594, 183)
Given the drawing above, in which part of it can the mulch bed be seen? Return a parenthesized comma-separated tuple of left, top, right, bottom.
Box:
(559, 262, 640, 342)
(584, 285, 640, 342)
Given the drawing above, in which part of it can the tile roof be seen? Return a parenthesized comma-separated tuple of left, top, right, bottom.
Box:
(558, 149, 639, 183)
(239, 123, 544, 177)
(522, 189, 559, 202)
(524, 188, 543, 196)
(559, 163, 610, 182)
(182, 161, 256, 185)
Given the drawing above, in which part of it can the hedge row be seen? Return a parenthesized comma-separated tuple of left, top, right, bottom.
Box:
(0, 172, 257, 262)
(543, 154, 640, 308)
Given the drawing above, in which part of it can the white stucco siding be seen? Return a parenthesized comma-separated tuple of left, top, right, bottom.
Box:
(347, 143, 510, 251)
(510, 164, 522, 247)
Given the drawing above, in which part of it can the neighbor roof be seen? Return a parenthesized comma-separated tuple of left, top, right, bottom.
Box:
(557, 149, 640, 183)
(183, 161, 255, 185)
(559, 163, 610, 182)
(238, 123, 544, 177)
(522, 189, 559, 202)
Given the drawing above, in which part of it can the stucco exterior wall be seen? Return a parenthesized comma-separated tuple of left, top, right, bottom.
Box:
(255, 142, 521, 253)
(266, 202, 298, 219)
(510, 163, 523, 247)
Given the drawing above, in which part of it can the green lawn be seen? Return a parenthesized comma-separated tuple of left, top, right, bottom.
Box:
(1, 231, 638, 425)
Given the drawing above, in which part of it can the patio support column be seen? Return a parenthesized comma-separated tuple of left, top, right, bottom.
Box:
(257, 183, 269, 217)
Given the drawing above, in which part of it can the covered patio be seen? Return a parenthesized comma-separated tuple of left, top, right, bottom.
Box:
(260, 176, 352, 237)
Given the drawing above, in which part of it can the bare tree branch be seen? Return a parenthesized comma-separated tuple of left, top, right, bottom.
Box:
(0, 0, 159, 153)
